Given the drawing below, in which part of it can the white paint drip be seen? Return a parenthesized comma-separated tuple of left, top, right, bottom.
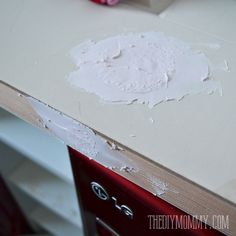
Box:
(68, 32, 222, 108)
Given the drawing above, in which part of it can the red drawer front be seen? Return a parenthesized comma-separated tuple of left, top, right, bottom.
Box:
(69, 147, 224, 236)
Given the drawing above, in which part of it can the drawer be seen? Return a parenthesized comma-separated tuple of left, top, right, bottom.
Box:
(69, 147, 224, 236)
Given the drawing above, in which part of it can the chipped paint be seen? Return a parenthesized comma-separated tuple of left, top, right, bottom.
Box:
(120, 166, 136, 173)
(106, 140, 124, 151)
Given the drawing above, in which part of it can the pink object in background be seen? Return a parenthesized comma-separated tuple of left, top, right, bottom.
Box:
(91, 0, 119, 6)
(107, 0, 119, 5)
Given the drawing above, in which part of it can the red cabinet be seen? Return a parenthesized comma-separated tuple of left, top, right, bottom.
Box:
(69, 147, 224, 236)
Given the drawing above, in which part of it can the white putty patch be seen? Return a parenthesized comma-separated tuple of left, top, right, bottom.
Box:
(28, 97, 140, 171)
(28, 97, 98, 159)
(68, 32, 222, 108)
(28, 97, 175, 196)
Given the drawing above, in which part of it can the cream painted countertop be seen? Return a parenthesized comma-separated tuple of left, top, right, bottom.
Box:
(1, 0, 236, 219)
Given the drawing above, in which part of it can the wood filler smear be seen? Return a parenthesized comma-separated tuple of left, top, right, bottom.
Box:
(68, 32, 223, 108)
(28, 96, 178, 195)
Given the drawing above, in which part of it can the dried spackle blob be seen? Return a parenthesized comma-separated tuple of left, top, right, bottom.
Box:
(68, 32, 221, 108)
